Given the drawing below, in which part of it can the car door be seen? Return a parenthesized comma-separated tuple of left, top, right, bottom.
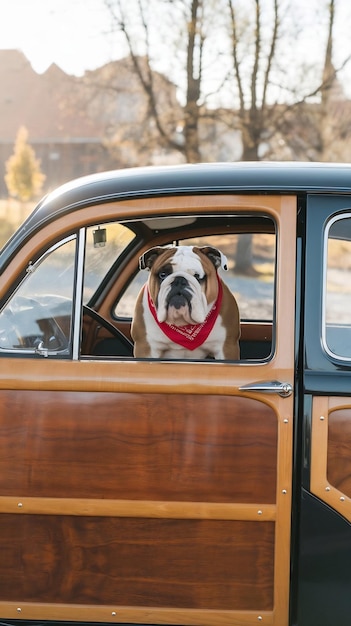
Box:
(0, 193, 296, 626)
(294, 195, 351, 626)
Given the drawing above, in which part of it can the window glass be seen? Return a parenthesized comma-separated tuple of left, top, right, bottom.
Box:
(324, 215, 351, 359)
(83, 222, 135, 303)
(0, 237, 76, 355)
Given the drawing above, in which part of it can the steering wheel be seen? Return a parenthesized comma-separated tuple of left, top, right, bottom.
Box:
(83, 305, 134, 356)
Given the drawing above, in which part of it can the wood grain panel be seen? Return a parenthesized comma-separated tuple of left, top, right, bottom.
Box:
(327, 408, 351, 496)
(311, 398, 351, 521)
(0, 514, 274, 611)
(0, 390, 277, 503)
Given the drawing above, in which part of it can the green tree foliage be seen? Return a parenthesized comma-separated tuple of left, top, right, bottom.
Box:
(5, 126, 45, 201)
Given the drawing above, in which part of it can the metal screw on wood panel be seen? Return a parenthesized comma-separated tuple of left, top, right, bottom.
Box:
(17, 502, 23, 508)
(258, 510, 263, 515)
(320, 415, 325, 420)
(258, 617, 263, 621)
(282, 489, 287, 494)
(340, 497, 345, 502)
(17, 608, 21, 613)
(111, 612, 116, 616)
(325, 486, 330, 491)
(283, 418, 289, 423)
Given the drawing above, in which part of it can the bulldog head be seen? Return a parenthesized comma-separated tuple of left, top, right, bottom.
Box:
(139, 245, 227, 327)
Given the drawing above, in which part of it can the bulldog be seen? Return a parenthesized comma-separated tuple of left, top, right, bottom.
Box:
(131, 245, 240, 359)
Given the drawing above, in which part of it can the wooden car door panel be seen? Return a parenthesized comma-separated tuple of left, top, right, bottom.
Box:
(0, 195, 296, 626)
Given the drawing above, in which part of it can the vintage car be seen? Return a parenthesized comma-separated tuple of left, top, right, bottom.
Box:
(1, 161, 351, 626)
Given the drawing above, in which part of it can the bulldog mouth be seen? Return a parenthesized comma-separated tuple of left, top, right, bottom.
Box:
(165, 291, 194, 325)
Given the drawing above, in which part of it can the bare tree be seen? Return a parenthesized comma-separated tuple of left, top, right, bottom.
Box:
(97, 0, 351, 169)
(227, 0, 351, 163)
(104, 0, 210, 163)
(227, 0, 279, 161)
(318, 0, 351, 162)
(226, 0, 351, 271)
(183, 0, 203, 162)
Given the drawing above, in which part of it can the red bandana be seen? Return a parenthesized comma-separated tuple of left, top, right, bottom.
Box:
(147, 276, 223, 350)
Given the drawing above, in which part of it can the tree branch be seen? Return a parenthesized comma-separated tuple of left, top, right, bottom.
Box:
(262, 0, 279, 109)
(227, 0, 245, 112)
(250, 0, 260, 115)
(107, 0, 184, 154)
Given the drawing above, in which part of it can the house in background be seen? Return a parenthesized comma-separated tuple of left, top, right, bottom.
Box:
(0, 50, 187, 197)
(0, 50, 243, 197)
(0, 50, 116, 196)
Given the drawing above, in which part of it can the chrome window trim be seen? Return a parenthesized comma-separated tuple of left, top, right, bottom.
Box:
(72, 227, 86, 361)
(322, 212, 351, 362)
(0, 234, 76, 357)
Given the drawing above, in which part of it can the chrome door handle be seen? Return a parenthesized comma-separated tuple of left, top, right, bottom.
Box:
(239, 380, 293, 398)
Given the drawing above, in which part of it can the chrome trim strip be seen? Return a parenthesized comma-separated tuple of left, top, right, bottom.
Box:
(72, 228, 86, 361)
(322, 212, 351, 362)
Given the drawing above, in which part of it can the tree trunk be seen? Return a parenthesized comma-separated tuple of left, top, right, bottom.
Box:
(184, 0, 202, 163)
(235, 234, 257, 276)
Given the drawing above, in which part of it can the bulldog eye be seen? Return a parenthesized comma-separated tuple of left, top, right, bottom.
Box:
(158, 271, 168, 281)
(194, 273, 204, 283)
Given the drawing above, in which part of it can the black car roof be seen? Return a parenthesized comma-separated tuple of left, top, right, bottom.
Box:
(1, 161, 351, 270)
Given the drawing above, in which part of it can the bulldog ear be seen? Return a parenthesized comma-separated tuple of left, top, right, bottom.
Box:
(196, 246, 228, 271)
(139, 246, 168, 270)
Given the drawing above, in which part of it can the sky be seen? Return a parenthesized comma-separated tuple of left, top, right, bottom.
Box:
(1, 0, 351, 91)
(0, 0, 122, 76)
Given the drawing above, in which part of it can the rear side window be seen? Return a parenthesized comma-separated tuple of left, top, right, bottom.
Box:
(324, 214, 351, 360)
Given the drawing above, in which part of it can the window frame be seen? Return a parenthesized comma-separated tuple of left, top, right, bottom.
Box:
(0, 234, 78, 358)
(322, 212, 351, 362)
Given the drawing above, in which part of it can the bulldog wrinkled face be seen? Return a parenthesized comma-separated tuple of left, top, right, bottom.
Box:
(141, 245, 227, 327)
(157, 247, 207, 325)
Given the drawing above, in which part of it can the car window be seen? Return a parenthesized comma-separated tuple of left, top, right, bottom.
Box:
(0, 236, 76, 356)
(115, 231, 275, 322)
(324, 214, 351, 360)
(79, 212, 276, 361)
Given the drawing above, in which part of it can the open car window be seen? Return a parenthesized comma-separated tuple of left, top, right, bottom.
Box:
(93, 212, 277, 362)
(114, 231, 275, 323)
(179, 232, 274, 322)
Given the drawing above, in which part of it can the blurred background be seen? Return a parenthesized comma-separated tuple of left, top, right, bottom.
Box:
(0, 0, 350, 242)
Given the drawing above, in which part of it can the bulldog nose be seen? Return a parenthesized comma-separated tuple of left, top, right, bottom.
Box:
(172, 276, 188, 289)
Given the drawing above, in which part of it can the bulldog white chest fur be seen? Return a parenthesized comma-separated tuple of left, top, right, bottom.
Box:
(131, 245, 240, 360)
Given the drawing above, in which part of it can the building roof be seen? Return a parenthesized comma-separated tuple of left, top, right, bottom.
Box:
(0, 50, 105, 142)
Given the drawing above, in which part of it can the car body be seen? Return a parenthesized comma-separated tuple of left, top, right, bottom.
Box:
(1, 161, 351, 625)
